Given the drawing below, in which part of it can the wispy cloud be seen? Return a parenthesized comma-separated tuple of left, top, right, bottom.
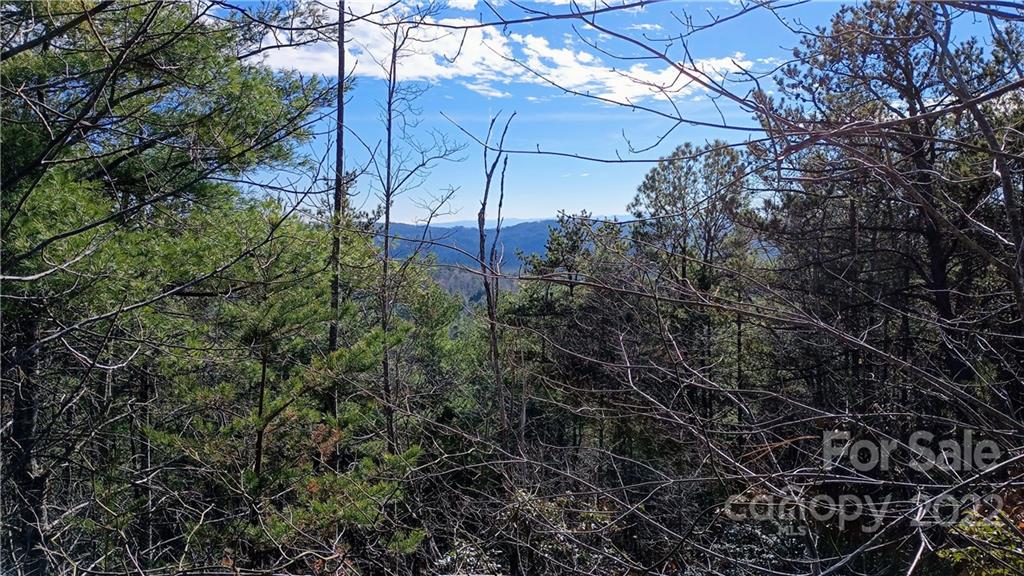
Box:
(261, 4, 751, 105)
(627, 23, 662, 31)
(462, 81, 511, 98)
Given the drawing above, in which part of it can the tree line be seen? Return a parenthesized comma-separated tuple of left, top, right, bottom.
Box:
(2, 1, 1023, 575)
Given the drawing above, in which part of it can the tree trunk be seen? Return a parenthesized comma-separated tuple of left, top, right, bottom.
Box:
(328, 0, 346, 357)
(9, 315, 48, 576)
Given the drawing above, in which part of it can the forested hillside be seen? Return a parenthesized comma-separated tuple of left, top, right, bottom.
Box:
(2, 2, 1023, 576)
(387, 220, 554, 269)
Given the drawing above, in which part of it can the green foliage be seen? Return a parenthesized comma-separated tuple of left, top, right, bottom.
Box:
(4, 2, 1023, 575)
(939, 511, 1024, 576)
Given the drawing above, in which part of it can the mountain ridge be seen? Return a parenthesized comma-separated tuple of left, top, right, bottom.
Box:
(386, 219, 557, 269)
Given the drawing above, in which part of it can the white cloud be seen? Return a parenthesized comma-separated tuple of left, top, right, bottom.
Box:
(261, 4, 752, 105)
(627, 23, 662, 31)
(262, 10, 520, 84)
(462, 81, 511, 98)
(447, 0, 477, 9)
(511, 31, 751, 102)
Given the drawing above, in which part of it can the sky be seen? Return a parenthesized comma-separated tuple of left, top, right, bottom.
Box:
(259, 0, 847, 224)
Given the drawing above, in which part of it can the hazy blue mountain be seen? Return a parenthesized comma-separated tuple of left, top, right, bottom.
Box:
(429, 217, 543, 228)
(385, 220, 557, 269)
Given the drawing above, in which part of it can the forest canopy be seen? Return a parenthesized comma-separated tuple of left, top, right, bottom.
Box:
(2, 1, 1023, 575)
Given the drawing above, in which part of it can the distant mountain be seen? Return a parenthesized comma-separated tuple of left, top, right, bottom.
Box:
(429, 217, 544, 228)
(385, 219, 557, 269)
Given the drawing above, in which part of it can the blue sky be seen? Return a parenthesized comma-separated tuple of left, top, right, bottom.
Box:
(263, 1, 846, 224)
